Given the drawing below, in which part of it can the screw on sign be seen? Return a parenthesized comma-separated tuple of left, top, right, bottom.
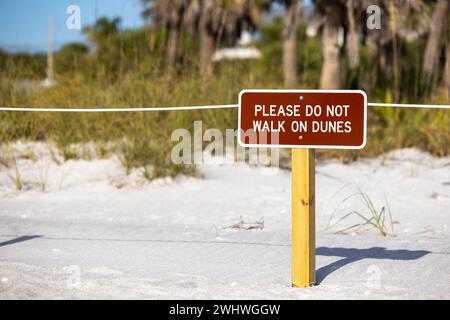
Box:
(238, 90, 367, 287)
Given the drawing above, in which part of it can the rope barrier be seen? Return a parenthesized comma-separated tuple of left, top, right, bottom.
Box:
(0, 104, 238, 112)
(0, 103, 449, 112)
(367, 103, 450, 109)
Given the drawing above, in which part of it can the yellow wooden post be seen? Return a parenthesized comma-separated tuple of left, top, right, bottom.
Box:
(291, 148, 316, 287)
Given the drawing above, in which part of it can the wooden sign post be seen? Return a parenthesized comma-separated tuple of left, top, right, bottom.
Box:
(291, 148, 315, 287)
(238, 90, 367, 288)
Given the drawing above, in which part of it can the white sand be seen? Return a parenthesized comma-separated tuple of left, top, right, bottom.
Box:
(0, 143, 449, 299)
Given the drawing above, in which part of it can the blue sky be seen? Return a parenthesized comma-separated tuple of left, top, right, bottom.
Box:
(0, 0, 145, 53)
(0, 0, 310, 54)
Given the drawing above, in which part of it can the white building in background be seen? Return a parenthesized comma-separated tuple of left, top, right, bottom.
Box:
(212, 31, 262, 62)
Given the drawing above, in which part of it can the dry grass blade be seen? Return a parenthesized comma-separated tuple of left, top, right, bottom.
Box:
(327, 189, 394, 236)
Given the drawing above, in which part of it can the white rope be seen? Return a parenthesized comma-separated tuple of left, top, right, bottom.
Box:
(367, 102, 450, 109)
(0, 104, 238, 112)
(0, 103, 448, 112)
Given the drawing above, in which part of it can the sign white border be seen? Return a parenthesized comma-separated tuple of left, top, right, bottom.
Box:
(238, 89, 368, 150)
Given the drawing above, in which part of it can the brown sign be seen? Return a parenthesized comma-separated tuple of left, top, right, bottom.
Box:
(238, 90, 367, 149)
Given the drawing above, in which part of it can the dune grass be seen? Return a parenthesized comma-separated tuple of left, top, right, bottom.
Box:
(1, 19, 449, 182)
(1, 57, 449, 181)
(327, 191, 394, 236)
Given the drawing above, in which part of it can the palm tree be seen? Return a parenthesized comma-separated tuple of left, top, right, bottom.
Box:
(445, 44, 450, 100)
(386, 0, 431, 100)
(313, 0, 346, 89)
(141, 0, 189, 73)
(387, 0, 400, 101)
(185, 0, 262, 76)
(363, 0, 384, 57)
(277, 0, 303, 88)
(422, 0, 449, 86)
(198, 0, 222, 76)
(345, 0, 359, 70)
(358, 1, 431, 100)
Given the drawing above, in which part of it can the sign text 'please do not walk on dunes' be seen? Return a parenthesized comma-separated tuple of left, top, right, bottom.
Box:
(238, 90, 367, 149)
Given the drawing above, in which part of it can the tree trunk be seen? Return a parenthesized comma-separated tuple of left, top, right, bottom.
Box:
(388, 1, 400, 102)
(320, 8, 341, 89)
(445, 44, 450, 102)
(199, 0, 216, 78)
(200, 28, 215, 77)
(366, 29, 380, 57)
(166, 26, 179, 73)
(364, 0, 381, 55)
(346, 0, 359, 69)
(283, 0, 300, 88)
(363, 0, 382, 99)
(422, 0, 448, 85)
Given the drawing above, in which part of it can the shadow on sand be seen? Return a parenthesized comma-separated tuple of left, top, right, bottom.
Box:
(0, 235, 42, 248)
(0, 236, 432, 285)
(316, 246, 431, 284)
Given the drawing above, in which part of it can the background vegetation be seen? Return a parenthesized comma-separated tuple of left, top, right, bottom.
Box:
(0, 0, 449, 180)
